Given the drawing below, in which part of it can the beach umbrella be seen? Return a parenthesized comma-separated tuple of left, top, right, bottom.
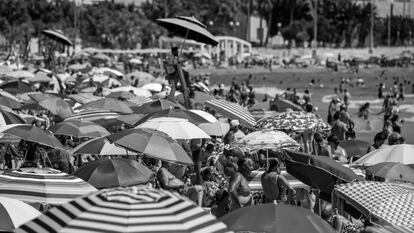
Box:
(6, 70, 35, 79)
(247, 169, 309, 193)
(76, 98, 133, 114)
(37, 97, 74, 119)
(91, 117, 123, 133)
(136, 117, 210, 140)
(189, 109, 218, 122)
(29, 72, 52, 83)
(156, 16, 218, 46)
(0, 81, 32, 94)
(198, 121, 230, 136)
(0, 106, 25, 126)
(134, 99, 185, 114)
(220, 203, 334, 233)
(106, 91, 136, 100)
(68, 93, 103, 104)
(92, 53, 110, 61)
(107, 128, 194, 165)
(0, 167, 96, 205)
(79, 86, 111, 96)
(109, 86, 152, 97)
(333, 181, 414, 230)
(256, 111, 331, 132)
(234, 129, 300, 151)
(74, 158, 154, 189)
(126, 95, 153, 106)
(50, 120, 110, 138)
(92, 67, 123, 77)
(270, 98, 303, 112)
(339, 139, 371, 158)
(284, 149, 361, 201)
(65, 110, 120, 121)
(0, 124, 64, 150)
(0, 196, 41, 232)
(0, 90, 19, 101)
(71, 136, 137, 155)
(205, 99, 256, 128)
(354, 144, 414, 166)
(134, 108, 210, 126)
(366, 162, 414, 183)
(129, 58, 142, 64)
(67, 63, 90, 72)
(16, 186, 230, 233)
(142, 82, 163, 92)
(42, 29, 72, 46)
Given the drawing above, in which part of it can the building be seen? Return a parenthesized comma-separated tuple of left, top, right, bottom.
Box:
(355, 0, 414, 18)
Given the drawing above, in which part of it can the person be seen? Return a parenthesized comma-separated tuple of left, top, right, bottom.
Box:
(157, 161, 203, 206)
(327, 135, 348, 163)
(397, 82, 404, 101)
(226, 159, 252, 211)
(390, 114, 402, 134)
(343, 89, 350, 106)
(223, 120, 245, 145)
(367, 132, 387, 153)
(330, 112, 348, 141)
(261, 159, 296, 204)
(358, 102, 370, 121)
(201, 168, 220, 207)
(198, 143, 215, 167)
(388, 132, 400, 145)
(312, 133, 331, 158)
(327, 98, 341, 123)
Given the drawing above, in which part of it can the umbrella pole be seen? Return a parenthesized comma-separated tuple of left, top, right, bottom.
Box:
(176, 29, 190, 109)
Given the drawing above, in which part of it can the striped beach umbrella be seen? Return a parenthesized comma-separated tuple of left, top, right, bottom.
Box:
(205, 99, 256, 128)
(50, 120, 110, 138)
(16, 186, 232, 233)
(65, 110, 120, 121)
(0, 168, 97, 205)
(71, 136, 137, 156)
(76, 98, 133, 114)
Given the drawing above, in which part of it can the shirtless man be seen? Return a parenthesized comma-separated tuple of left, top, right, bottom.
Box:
(157, 161, 203, 206)
(226, 158, 253, 211)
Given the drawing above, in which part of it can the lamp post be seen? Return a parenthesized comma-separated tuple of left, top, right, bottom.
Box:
(229, 21, 240, 37)
(312, 0, 317, 58)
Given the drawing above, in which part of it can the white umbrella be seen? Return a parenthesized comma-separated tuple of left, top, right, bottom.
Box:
(0, 196, 41, 232)
(142, 82, 163, 92)
(198, 121, 229, 136)
(129, 58, 142, 64)
(353, 144, 414, 166)
(109, 86, 152, 97)
(189, 109, 218, 122)
(92, 67, 124, 77)
(136, 117, 210, 140)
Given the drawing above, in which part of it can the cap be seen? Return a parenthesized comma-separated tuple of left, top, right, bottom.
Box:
(230, 119, 240, 127)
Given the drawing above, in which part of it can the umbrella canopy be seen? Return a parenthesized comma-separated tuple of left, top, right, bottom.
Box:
(134, 108, 210, 126)
(0, 106, 26, 126)
(156, 16, 218, 46)
(134, 99, 185, 114)
(354, 144, 414, 166)
(68, 93, 103, 104)
(107, 128, 194, 165)
(71, 136, 137, 155)
(50, 120, 110, 138)
(142, 82, 163, 92)
(92, 53, 110, 61)
(0, 124, 64, 149)
(74, 158, 154, 189)
(115, 113, 145, 127)
(126, 71, 155, 86)
(256, 111, 331, 132)
(205, 99, 256, 128)
(106, 91, 136, 100)
(189, 109, 218, 122)
(270, 98, 303, 112)
(92, 67, 123, 77)
(284, 149, 361, 201)
(16, 186, 230, 233)
(0, 168, 97, 205)
(67, 63, 90, 71)
(65, 110, 120, 121)
(0, 96, 21, 109)
(129, 58, 142, 64)
(0, 196, 41, 232)
(0, 90, 19, 101)
(233, 129, 300, 151)
(37, 97, 74, 119)
(333, 181, 414, 230)
(339, 139, 371, 158)
(42, 29, 72, 46)
(198, 121, 230, 136)
(136, 117, 210, 140)
(220, 203, 335, 233)
(76, 98, 133, 114)
(109, 86, 152, 97)
(0, 81, 32, 94)
(6, 70, 35, 79)
(366, 162, 414, 183)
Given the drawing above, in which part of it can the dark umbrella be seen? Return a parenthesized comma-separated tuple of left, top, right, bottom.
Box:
(339, 139, 370, 159)
(284, 149, 361, 201)
(106, 91, 135, 100)
(156, 16, 218, 46)
(134, 99, 185, 114)
(76, 98, 133, 114)
(134, 108, 210, 127)
(176, 91, 214, 106)
(0, 96, 21, 109)
(41, 29, 72, 46)
(0, 81, 32, 95)
(0, 106, 26, 126)
(74, 158, 154, 189)
(220, 203, 335, 233)
(0, 124, 64, 150)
